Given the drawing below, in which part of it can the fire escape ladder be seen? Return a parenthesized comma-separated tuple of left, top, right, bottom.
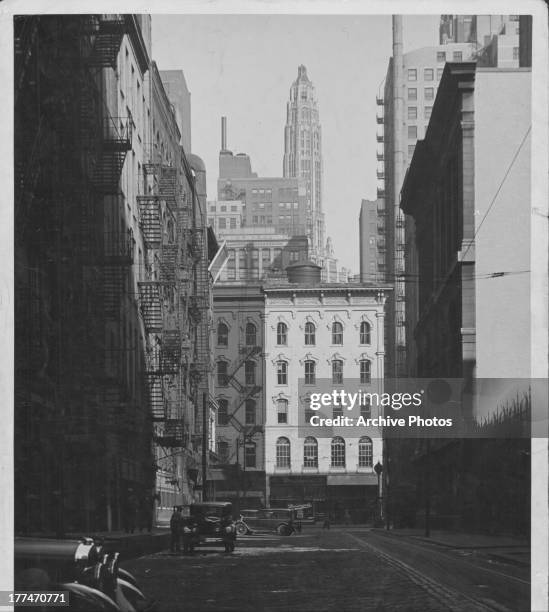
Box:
(86, 16, 126, 69)
(137, 282, 162, 333)
(231, 385, 262, 417)
(158, 166, 177, 210)
(160, 331, 180, 375)
(91, 114, 132, 194)
(145, 373, 165, 421)
(138, 196, 162, 248)
(159, 243, 178, 283)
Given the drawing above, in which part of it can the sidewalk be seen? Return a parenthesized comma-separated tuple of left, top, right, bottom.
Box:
(371, 527, 530, 567)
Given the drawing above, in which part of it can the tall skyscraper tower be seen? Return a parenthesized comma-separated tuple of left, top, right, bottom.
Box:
(283, 65, 325, 262)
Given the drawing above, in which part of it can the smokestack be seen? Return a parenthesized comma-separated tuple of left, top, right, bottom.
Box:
(221, 116, 227, 151)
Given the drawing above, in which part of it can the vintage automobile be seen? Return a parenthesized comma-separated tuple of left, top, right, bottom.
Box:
(235, 508, 295, 536)
(14, 536, 153, 611)
(187, 501, 237, 553)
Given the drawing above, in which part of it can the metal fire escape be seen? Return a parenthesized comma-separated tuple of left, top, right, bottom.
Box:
(138, 149, 192, 450)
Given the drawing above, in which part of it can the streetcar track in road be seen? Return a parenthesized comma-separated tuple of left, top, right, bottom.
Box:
(366, 530, 530, 586)
(345, 531, 512, 612)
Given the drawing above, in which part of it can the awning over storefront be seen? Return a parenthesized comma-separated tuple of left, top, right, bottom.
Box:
(327, 473, 378, 486)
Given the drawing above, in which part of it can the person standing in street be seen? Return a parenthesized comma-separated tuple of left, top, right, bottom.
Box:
(170, 506, 182, 553)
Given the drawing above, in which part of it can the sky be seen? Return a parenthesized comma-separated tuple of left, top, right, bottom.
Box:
(151, 14, 440, 272)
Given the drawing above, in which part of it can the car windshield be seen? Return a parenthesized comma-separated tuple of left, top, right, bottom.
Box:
(191, 504, 231, 518)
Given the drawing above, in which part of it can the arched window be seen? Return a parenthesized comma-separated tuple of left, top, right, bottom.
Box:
(332, 322, 343, 345)
(245, 442, 256, 468)
(277, 322, 288, 345)
(303, 437, 318, 468)
(245, 322, 257, 346)
(332, 360, 343, 385)
(276, 361, 288, 385)
(304, 360, 316, 385)
(217, 361, 228, 387)
(304, 321, 316, 345)
(360, 359, 371, 384)
(358, 437, 373, 468)
(276, 437, 290, 468)
(217, 322, 228, 346)
(217, 398, 229, 426)
(360, 321, 371, 345)
(245, 398, 256, 425)
(331, 437, 346, 467)
(245, 360, 256, 385)
(277, 398, 288, 424)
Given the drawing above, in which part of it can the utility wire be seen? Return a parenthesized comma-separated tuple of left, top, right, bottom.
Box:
(455, 124, 530, 263)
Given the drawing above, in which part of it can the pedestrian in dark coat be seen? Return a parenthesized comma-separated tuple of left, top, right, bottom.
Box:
(170, 506, 182, 553)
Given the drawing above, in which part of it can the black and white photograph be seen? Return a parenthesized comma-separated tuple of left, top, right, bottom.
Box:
(3, 1, 548, 611)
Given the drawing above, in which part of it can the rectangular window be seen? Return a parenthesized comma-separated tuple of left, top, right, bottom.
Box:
(229, 218, 236, 229)
(305, 361, 316, 385)
(277, 361, 288, 385)
(220, 205, 227, 212)
(408, 144, 416, 157)
(408, 125, 417, 139)
(333, 404, 344, 418)
(332, 361, 343, 385)
(407, 88, 417, 101)
(408, 107, 417, 120)
(407, 68, 417, 81)
(277, 399, 288, 424)
(245, 444, 256, 468)
(217, 362, 229, 387)
(424, 87, 434, 100)
(217, 399, 229, 425)
(245, 400, 256, 425)
(424, 68, 434, 81)
(424, 106, 432, 120)
(437, 67, 444, 80)
(453, 51, 463, 61)
(360, 360, 371, 385)
(218, 218, 226, 229)
(513, 47, 519, 60)
(360, 399, 371, 418)
(437, 51, 446, 63)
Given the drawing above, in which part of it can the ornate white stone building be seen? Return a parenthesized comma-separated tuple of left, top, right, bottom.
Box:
(262, 265, 391, 522)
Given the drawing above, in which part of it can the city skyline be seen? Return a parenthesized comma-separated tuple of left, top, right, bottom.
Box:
(151, 14, 440, 271)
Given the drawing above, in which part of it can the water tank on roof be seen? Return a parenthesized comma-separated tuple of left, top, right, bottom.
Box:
(286, 261, 322, 285)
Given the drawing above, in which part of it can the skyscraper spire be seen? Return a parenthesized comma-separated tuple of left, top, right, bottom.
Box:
(283, 65, 325, 261)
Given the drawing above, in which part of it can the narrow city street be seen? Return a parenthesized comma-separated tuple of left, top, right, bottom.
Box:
(123, 526, 530, 612)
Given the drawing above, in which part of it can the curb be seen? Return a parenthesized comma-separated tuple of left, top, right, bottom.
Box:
(371, 528, 529, 551)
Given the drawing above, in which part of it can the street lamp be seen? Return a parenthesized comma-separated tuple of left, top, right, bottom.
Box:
(374, 461, 383, 523)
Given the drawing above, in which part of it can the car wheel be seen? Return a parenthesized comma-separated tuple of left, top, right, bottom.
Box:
(277, 524, 291, 536)
(235, 521, 248, 536)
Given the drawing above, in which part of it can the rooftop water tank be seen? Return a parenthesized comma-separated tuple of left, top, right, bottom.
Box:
(286, 261, 322, 285)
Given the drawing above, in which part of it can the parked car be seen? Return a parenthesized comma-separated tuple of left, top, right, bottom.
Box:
(14, 536, 153, 611)
(235, 508, 295, 536)
(188, 501, 236, 552)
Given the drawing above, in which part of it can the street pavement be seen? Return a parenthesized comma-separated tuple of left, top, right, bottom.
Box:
(122, 526, 530, 612)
